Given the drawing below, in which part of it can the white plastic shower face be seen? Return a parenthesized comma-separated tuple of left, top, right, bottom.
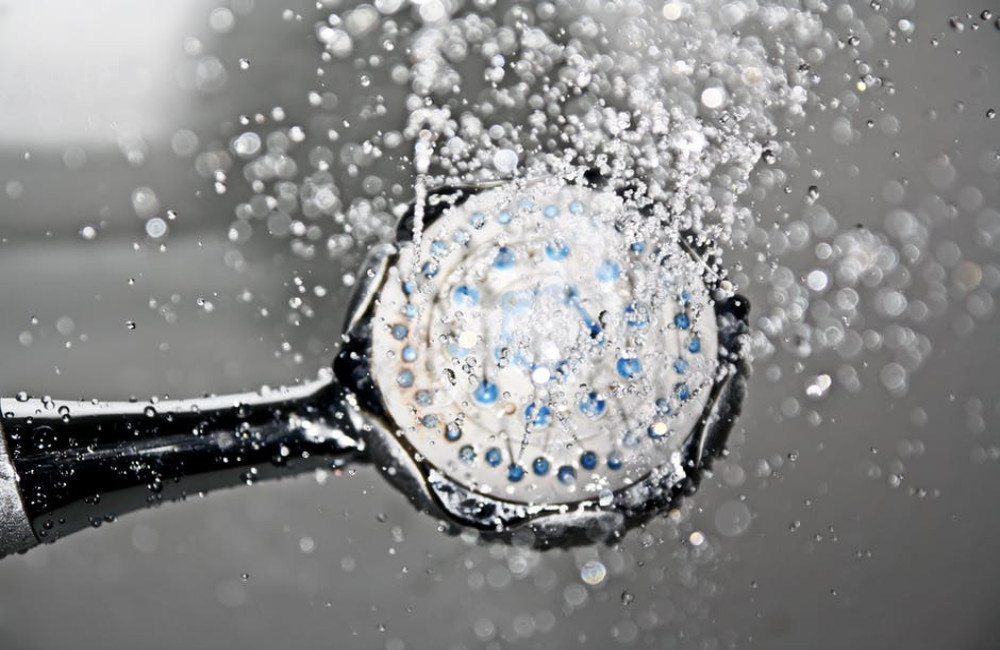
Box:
(368, 179, 720, 508)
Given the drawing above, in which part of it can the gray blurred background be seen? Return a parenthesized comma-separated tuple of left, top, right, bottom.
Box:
(0, 1, 998, 648)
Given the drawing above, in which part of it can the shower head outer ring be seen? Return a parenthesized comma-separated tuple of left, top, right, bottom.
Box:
(333, 172, 749, 546)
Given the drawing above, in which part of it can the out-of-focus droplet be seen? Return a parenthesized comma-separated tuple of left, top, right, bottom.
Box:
(145, 217, 168, 239)
(714, 500, 753, 537)
(701, 86, 727, 110)
(580, 560, 607, 585)
(232, 132, 262, 157)
(492, 148, 518, 174)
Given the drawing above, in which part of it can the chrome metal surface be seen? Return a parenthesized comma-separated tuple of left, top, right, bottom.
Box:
(0, 422, 36, 557)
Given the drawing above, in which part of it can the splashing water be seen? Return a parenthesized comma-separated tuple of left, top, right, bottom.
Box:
(219, 0, 825, 356)
(203, 0, 999, 498)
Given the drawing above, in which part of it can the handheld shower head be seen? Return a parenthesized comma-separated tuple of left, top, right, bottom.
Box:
(0, 173, 748, 555)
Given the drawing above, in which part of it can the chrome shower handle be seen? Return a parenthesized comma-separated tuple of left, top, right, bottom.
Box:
(0, 432, 34, 556)
(0, 379, 361, 556)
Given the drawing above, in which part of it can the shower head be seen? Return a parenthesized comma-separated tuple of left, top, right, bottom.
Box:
(334, 173, 749, 542)
(0, 172, 748, 555)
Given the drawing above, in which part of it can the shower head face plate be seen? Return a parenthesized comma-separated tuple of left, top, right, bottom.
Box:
(365, 179, 722, 513)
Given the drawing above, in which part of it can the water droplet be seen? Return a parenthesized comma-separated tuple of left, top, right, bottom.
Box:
(580, 560, 607, 585)
(701, 86, 727, 110)
(145, 217, 168, 239)
(232, 132, 261, 157)
(492, 148, 518, 174)
(714, 500, 753, 537)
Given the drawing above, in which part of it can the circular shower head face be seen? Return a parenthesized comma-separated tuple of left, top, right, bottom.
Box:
(368, 179, 720, 509)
